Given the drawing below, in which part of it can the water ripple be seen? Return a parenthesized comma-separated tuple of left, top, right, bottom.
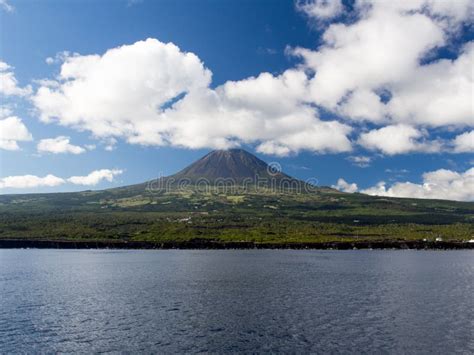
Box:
(0, 249, 473, 353)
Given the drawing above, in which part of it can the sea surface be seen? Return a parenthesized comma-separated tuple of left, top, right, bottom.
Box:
(1, 249, 473, 353)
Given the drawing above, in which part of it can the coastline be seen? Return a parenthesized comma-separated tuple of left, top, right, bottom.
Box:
(0, 239, 473, 250)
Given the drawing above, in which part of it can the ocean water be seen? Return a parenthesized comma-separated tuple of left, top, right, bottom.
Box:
(0, 249, 473, 353)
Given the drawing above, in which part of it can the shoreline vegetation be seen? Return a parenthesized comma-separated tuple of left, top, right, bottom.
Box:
(1, 189, 473, 249)
(1, 239, 473, 250)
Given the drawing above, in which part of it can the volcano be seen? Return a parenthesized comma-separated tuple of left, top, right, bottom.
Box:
(136, 148, 308, 193)
(168, 149, 296, 184)
(108, 148, 307, 195)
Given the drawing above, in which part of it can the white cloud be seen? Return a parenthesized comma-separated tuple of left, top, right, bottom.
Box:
(34, 38, 211, 135)
(0, 0, 13, 12)
(44, 51, 80, 66)
(32, 78, 60, 88)
(334, 165, 474, 201)
(348, 155, 372, 168)
(0, 105, 13, 118)
(358, 124, 441, 155)
(67, 169, 123, 186)
(452, 130, 474, 153)
(291, 0, 473, 127)
(292, 2, 444, 109)
(355, 0, 473, 23)
(332, 178, 358, 193)
(37, 136, 86, 154)
(0, 174, 65, 189)
(0, 169, 123, 189)
(0, 116, 33, 150)
(101, 137, 117, 151)
(387, 43, 474, 127)
(254, 120, 352, 156)
(0, 62, 32, 97)
(33, 39, 353, 156)
(163, 70, 352, 154)
(362, 167, 474, 201)
(296, 0, 343, 20)
(30, 2, 473, 156)
(338, 89, 387, 123)
(256, 141, 292, 157)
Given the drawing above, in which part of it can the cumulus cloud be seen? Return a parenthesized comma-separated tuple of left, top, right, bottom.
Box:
(0, 174, 65, 189)
(292, 2, 444, 109)
(164, 70, 352, 154)
(67, 169, 123, 186)
(338, 89, 387, 123)
(291, 0, 473, 127)
(452, 130, 474, 153)
(332, 178, 358, 193)
(0, 169, 123, 189)
(0, 61, 34, 150)
(33, 38, 211, 136)
(30, 1, 473, 156)
(37, 136, 86, 154)
(0, 62, 32, 97)
(362, 168, 474, 202)
(358, 124, 441, 155)
(387, 43, 474, 127)
(336, 166, 474, 201)
(32, 39, 352, 156)
(0, 116, 33, 150)
(296, 0, 344, 20)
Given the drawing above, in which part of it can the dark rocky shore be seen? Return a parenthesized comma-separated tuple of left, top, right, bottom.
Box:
(0, 239, 473, 250)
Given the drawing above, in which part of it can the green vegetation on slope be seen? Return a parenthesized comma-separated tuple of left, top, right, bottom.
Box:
(0, 186, 472, 244)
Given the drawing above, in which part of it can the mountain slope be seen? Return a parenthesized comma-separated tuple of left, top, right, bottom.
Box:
(0, 149, 473, 245)
(170, 149, 293, 183)
(111, 148, 317, 195)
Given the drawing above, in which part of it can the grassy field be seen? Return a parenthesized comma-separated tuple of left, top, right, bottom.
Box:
(0, 185, 473, 244)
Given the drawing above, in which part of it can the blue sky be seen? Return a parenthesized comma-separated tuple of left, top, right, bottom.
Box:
(0, 0, 473, 200)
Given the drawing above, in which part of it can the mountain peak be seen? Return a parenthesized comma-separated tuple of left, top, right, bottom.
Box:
(169, 148, 295, 184)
